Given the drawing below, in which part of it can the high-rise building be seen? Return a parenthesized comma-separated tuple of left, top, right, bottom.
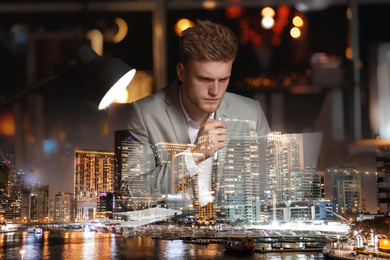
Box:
(115, 130, 149, 197)
(0, 159, 23, 223)
(0, 160, 12, 197)
(30, 185, 49, 222)
(265, 132, 304, 206)
(330, 163, 366, 218)
(154, 142, 191, 194)
(217, 131, 261, 225)
(13, 169, 26, 186)
(74, 149, 114, 221)
(97, 192, 114, 219)
(114, 130, 158, 216)
(54, 192, 75, 222)
(263, 132, 326, 223)
(376, 147, 390, 215)
(48, 198, 55, 222)
(18, 171, 49, 223)
(290, 168, 322, 202)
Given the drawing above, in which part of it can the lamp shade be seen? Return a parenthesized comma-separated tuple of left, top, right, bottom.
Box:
(74, 45, 136, 110)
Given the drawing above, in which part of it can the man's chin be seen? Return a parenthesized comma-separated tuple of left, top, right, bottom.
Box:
(199, 104, 219, 114)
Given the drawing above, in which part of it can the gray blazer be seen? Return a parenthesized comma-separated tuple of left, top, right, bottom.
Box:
(126, 79, 270, 195)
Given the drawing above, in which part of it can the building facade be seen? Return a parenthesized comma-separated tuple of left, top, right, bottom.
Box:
(377, 147, 390, 215)
(54, 192, 75, 222)
(330, 164, 366, 218)
(265, 132, 305, 207)
(74, 149, 114, 221)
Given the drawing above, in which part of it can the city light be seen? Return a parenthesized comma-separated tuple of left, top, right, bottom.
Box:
(113, 17, 128, 43)
(0, 110, 14, 136)
(174, 18, 194, 36)
(261, 16, 275, 30)
(260, 7, 275, 30)
(290, 27, 301, 39)
(261, 7, 275, 17)
(202, 0, 217, 10)
(292, 16, 304, 27)
(345, 47, 353, 59)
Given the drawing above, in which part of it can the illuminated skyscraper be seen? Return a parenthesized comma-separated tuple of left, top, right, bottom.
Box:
(155, 143, 194, 217)
(330, 164, 366, 217)
(114, 131, 161, 215)
(74, 149, 114, 221)
(290, 168, 322, 202)
(154, 142, 191, 194)
(115, 131, 151, 198)
(217, 119, 261, 224)
(54, 192, 75, 222)
(265, 132, 304, 206)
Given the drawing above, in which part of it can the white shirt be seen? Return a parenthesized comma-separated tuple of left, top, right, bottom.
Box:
(179, 87, 215, 206)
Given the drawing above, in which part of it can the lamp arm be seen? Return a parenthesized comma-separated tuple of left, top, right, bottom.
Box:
(0, 71, 67, 107)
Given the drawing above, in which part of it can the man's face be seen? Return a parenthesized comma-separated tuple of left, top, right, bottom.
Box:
(178, 60, 233, 117)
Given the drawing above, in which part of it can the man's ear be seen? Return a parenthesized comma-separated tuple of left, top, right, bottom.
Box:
(176, 63, 185, 82)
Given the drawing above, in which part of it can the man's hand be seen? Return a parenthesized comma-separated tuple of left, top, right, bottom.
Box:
(192, 118, 227, 164)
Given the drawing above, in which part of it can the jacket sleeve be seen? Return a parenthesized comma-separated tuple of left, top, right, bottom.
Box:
(125, 101, 191, 196)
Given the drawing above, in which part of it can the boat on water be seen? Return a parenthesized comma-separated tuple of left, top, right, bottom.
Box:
(34, 228, 43, 235)
(223, 238, 255, 253)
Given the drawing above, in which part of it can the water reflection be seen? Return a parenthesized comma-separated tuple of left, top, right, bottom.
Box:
(0, 232, 324, 260)
(164, 239, 186, 259)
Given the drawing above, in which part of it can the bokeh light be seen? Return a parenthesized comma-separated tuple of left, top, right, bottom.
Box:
(113, 17, 128, 43)
(261, 16, 275, 30)
(292, 16, 304, 27)
(174, 18, 194, 36)
(346, 8, 352, 20)
(345, 47, 353, 59)
(261, 7, 275, 17)
(225, 6, 245, 19)
(290, 27, 301, 38)
(202, 1, 217, 10)
(0, 110, 15, 136)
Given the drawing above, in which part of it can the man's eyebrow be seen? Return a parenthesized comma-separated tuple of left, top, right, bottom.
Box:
(197, 75, 231, 80)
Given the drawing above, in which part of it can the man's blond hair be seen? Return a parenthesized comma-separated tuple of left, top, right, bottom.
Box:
(180, 19, 238, 66)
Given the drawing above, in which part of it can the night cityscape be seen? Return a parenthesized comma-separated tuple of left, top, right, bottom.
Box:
(1, 0, 390, 259)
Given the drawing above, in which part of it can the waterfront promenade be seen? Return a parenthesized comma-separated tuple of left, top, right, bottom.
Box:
(323, 246, 390, 259)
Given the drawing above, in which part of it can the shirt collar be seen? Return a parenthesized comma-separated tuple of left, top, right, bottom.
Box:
(179, 86, 215, 126)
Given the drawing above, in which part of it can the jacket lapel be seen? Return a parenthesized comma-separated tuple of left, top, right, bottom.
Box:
(215, 95, 230, 124)
(165, 80, 191, 144)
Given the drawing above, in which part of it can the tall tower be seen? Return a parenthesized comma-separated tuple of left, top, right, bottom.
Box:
(115, 130, 150, 199)
(217, 119, 261, 225)
(74, 149, 114, 221)
(54, 192, 75, 222)
(330, 164, 366, 218)
(265, 132, 304, 206)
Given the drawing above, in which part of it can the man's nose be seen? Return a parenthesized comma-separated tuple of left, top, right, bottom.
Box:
(209, 81, 219, 96)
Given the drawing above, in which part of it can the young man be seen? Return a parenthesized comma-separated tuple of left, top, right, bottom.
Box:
(126, 19, 270, 204)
